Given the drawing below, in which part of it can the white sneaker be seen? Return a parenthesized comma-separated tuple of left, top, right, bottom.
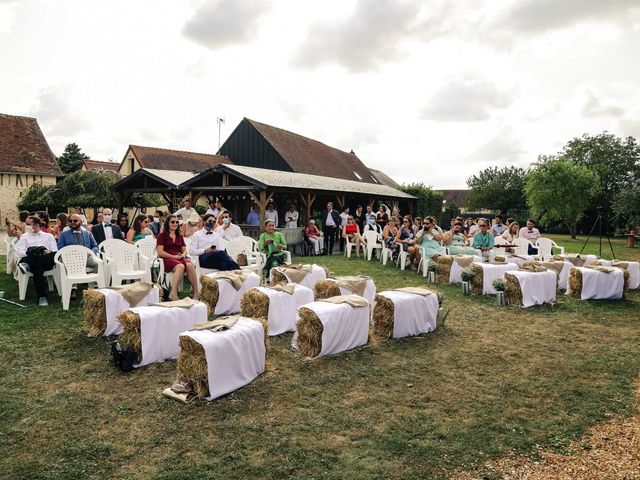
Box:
(38, 297, 48, 306)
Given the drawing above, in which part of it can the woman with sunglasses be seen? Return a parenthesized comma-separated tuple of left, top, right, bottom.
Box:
(383, 217, 400, 262)
(342, 215, 364, 257)
(395, 215, 418, 269)
(416, 216, 446, 266)
(127, 214, 154, 244)
(156, 214, 199, 301)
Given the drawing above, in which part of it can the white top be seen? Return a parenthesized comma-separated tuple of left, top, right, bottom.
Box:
(519, 226, 540, 242)
(339, 212, 349, 226)
(285, 210, 299, 229)
(214, 223, 243, 241)
(16, 231, 58, 258)
(174, 207, 196, 219)
(265, 209, 278, 226)
(189, 228, 222, 256)
(325, 210, 336, 227)
(103, 222, 114, 240)
(205, 207, 220, 218)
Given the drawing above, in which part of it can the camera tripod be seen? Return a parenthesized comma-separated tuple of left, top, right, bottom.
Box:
(579, 210, 615, 259)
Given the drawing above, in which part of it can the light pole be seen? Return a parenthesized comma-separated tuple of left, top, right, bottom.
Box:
(216, 117, 225, 152)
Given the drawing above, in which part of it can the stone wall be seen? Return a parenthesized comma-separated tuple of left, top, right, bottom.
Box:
(0, 173, 57, 228)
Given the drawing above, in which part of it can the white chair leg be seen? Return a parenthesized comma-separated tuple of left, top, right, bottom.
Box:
(61, 283, 72, 310)
(18, 273, 29, 301)
(111, 275, 122, 286)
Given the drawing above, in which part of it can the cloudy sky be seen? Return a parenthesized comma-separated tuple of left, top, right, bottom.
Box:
(1, 0, 639, 188)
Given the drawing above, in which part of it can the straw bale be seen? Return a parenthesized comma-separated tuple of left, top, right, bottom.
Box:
(314, 280, 341, 300)
(118, 310, 142, 359)
(270, 269, 288, 285)
(240, 289, 270, 321)
(567, 268, 583, 299)
(83, 289, 107, 337)
(296, 307, 324, 358)
(436, 256, 453, 283)
(372, 294, 395, 340)
(199, 275, 220, 314)
(176, 335, 209, 399)
(623, 269, 630, 299)
(470, 263, 484, 295)
(504, 273, 523, 306)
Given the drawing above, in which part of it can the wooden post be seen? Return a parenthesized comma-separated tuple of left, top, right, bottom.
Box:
(335, 194, 346, 210)
(189, 191, 203, 205)
(249, 190, 273, 227)
(299, 192, 316, 225)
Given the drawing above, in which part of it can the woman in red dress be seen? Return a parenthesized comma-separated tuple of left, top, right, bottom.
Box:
(156, 214, 199, 301)
(341, 215, 363, 257)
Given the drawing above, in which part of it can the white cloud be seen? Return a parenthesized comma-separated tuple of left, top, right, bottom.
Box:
(470, 131, 525, 166)
(183, 0, 271, 49)
(421, 77, 513, 122)
(29, 86, 91, 137)
(581, 89, 625, 118)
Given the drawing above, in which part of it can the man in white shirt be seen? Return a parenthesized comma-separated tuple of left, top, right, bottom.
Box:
(174, 199, 196, 219)
(189, 214, 240, 270)
(322, 202, 342, 255)
(16, 215, 58, 306)
(214, 211, 243, 241)
(265, 203, 278, 226)
(284, 204, 299, 229)
(339, 206, 350, 252)
(519, 218, 541, 254)
(491, 214, 507, 237)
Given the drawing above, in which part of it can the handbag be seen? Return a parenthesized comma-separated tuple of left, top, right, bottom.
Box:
(237, 251, 248, 267)
(26, 246, 47, 257)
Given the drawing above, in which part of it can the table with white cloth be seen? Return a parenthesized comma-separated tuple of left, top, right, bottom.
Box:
(252, 285, 314, 336)
(205, 271, 261, 315)
(472, 262, 519, 295)
(292, 300, 369, 358)
(131, 302, 208, 368)
(567, 267, 626, 300)
(270, 264, 327, 289)
(179, 317, 266, 401)
(506, 270, 557, 307)
(99, 286, 160, 337)
(375, 290, 439, 338)
(449, 256, 482, 283)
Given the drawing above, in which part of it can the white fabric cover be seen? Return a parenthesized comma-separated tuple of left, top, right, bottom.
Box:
(567, 267, 625, 300)
(504, 255, 536, 267)
(180, 317, 265, 400)
(270, 264, 327, 289)
(600, 261, 640, 289)
(377, 290, 439, 338)
(99, 286, 160, 337)
(132, 302, 208, 367)
(472, 262, 519, 294)
(206, 272, 261, 315)
(253, 285, 314, 336)
(293, 300, 369, 358)
(556, 261, 572, 290)
(559, 254, 598, 266)
(508, 270, 557, 308)
(328, 278, 377, 305)
(449, 255, 482, 283)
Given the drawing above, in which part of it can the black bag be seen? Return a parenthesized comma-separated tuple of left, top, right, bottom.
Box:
(26, 246, 47, 257)
(111, 341, 138, 372)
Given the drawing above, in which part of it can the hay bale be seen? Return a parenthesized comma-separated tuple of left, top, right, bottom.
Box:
(623, 269, 630, 299)
(118, 311, 142, 358)
(240, 289, 270, 321)
(436, 256, 453, 284)
(314, 280, 341, 300)
(568, 268, 583, 299)
(176, 335, 209, 399)
(83, 289, 107, 337)
(296, 307, 324, 358)
(470, 263, 484, 295)
(504, 273, 523, 306)
(270, 269, 288, 285)
(372, 294, 395, 340)
(199, 275, 220, 314)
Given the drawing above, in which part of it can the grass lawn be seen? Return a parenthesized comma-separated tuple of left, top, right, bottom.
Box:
(1, 238, 639, 479)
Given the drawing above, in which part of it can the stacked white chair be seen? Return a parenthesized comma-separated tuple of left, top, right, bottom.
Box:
(134, 235, 157, 272)
(106, 241, 149, 286)
(99, 239, 125, 285)
(55, 246, 105, 310)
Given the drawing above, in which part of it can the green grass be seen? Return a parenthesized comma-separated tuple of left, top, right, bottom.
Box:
(0, 240, 639, 479)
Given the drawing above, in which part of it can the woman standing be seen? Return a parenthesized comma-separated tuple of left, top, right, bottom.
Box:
(127, 214, 154, 244)
(156, 214, 199, 301)
(258, 219, 288, 278)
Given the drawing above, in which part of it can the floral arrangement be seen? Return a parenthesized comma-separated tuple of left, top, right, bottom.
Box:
(460, 267, 475, 282)
(491, 278, 506, 292)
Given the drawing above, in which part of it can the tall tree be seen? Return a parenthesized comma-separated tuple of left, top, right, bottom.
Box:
(57, 142, 90, 174)
(612, 186, 640, 230)
(466, 166, 527, 213)
(525, 156, 600, 239)
(400, 183, 443, 219)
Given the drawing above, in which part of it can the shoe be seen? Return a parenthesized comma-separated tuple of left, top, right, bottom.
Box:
(38, 297, 48, 306)
(70, 289, 77, 300)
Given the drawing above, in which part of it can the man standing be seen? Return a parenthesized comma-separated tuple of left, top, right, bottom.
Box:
(265, 203, 278, 226)
(246, 204, 260, 225)
(91, 208, 124, 244)
(174, 199, 196, 219)
(189, 214, 240, 271)
(284, 204, 299, 229)
(322, 202, 342, 255)
(339, 207, 350, 252)
(16, 216, 58, 306)
(353, 205, 364, 232)
(491, 214, 507, 237)
(215, 211, 243, 241)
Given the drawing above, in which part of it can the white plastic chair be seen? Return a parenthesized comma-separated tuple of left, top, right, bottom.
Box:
(5, 237, 17, 273)
(54, 246, 105, 310)
(380, 244, 392, 266)
(536, 237, 565, 260)
(16, 263, 58, 301)
(99, 239, 125, 285)
(343, 234, 357, 258)
(362, 230, 383, 261)
(514, 238, 540, 259)
(493, 236, 509, 258)
(135, 235, 157, 272)
(225, 236, 266, 274)
(105, 241, 149, 285)
(396, 247, 409, 270)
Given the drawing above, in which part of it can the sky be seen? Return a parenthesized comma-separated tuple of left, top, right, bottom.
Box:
(1, 0, 639, 188)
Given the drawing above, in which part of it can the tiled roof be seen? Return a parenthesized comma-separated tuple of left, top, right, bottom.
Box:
(438, 189, 470, 207)
(247, 119, 377, 183)
(0, 113, 62, 176)
(369, 168, 400, 189)
(82, 159, 120, 172)
(125, 145, 232, 172)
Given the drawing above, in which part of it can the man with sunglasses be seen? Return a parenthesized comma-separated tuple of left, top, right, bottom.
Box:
(472, 218, 495, 259)
(57, 214, 99, 253)
(214, 210, 242, 241)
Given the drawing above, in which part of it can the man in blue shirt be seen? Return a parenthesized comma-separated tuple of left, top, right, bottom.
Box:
(57, 214, 99, 253)
(246, 205, 260, 226)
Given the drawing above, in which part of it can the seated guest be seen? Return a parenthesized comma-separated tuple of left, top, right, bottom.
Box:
(395, 215, 418, 270)
(258, 219, 288, 277)
(91, 208, 124, 244)
(215, 210, 243, 241)
(157, 214, 199, 301)
(342, 215, 364, 257)
(16, 215, 58, 306)
(413, 217, 422, 230)
(472, 218, 495, 254)
(87, 211, 102, 234)
(246, 205, 260, 225)
(5, 210, 29, 239)
(58, 214, 99, 253)
(466, 218, 478, 237)
(117, 214, 130, 237)
(52, 213, 68, 240)
(519, 218, 541, 255)
(501, 221, 520, 243)
(363, 215, 383, 235)
(36, 211, 51, 234)
(189, 214, 240, 271)
(150, 210, 164, 236)
(376, 205, 389, 231)
(181, 211, 202, 238)
(444, 220, 476, 255)
(491, 214, 507, 237)
(127, 214, 154, 244)
(383, 217, 400, 262)
(416, 216, 446, 266)
(304, 219, 324, 255)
